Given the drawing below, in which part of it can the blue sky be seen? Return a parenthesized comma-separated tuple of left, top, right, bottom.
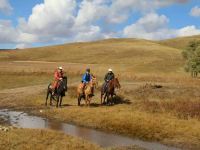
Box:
(0, 0, 200, 49)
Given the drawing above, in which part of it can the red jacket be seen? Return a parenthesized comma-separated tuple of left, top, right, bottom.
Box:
(54, 70, 63, 80)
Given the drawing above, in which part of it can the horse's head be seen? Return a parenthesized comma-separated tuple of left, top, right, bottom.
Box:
(114, 77, 121, 89)
(91, 75, 98, 88)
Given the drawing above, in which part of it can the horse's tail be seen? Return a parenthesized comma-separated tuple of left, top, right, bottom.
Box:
(46, 83, 52, 100)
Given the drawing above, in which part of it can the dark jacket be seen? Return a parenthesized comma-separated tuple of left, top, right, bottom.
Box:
(104, 72, 115, 82)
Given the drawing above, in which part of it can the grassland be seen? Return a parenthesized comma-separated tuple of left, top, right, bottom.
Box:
(0, 126, 145, 150)
(0, 128, 101, 150)
(0, 38, 184, 74)
(158, 35, 200, 49)
(0, 37, 200, 150)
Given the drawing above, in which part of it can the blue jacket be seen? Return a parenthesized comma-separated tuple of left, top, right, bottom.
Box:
(82, 73, 92, 83)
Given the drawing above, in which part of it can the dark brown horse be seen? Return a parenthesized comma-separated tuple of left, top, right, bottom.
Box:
(46, 76, 67, 107)
(101, 77, 121, 105)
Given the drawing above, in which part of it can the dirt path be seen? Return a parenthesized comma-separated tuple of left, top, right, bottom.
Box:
(0, 80, 195, 97)
(13, 60, 95, 65)
(0, 84, 46, 95)
(0, 84, 47, 109)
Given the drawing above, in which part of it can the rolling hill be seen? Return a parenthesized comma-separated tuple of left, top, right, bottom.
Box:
(0, 38, 184, 74)
(159, 35, 200, 49)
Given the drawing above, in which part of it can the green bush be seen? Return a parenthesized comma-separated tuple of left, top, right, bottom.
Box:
(182, 41, 200, 77)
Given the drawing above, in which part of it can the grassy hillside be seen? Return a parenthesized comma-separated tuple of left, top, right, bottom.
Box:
(0, 38, 184, 74)
(159, 35, 200, 50)
(0, 38, 200, 149)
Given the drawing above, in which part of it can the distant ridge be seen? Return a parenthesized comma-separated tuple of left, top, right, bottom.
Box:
(0, 38, 184, 74)
(158, 35, 200, 49)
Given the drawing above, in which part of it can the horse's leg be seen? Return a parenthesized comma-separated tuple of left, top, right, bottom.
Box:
(104, 93, 107, 104)
(101, 91, 105, 105)
(45, 89, 49, 106)
(85, 95, 88, 106)
(50, 94, 53, 106)
(100, 91, 102, 105)
(88, 96, 91, 106)
(101, 93, 103, 105)
(111, 93, 114, 105)
(78, 94, 81, 106)
(107, 94, 111, 105)
(59, 96, 62, 107)
(56, 95, 59, 108)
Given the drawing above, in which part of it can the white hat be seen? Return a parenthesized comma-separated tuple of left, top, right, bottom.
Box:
(58, 66, 63, 70)
(108, 68, 112, 72)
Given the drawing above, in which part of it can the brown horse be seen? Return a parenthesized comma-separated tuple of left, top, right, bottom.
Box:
(101, 77, 121, 105)
(77, 76, 98, 106)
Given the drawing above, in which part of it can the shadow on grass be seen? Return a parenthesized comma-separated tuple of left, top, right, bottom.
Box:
(77, 94, 132, 107)
(100, 95, 132, 106)
(113, 95, 132, 105)
(77, 102, 101, 107)
(62, 104, 73, 107)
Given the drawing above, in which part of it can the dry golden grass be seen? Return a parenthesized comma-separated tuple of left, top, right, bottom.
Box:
(22, 82, 200, 150)
(0, 38, 184, 74)
(159, 35, 200, 49)
(0, 128, 101, 150)
(108, 145, 146, 150)
(0, 73, 200, 149)
(0, 74, 50, 90)
(137, 99, 200, 120)
(1, 38, 200, 149)
(34, 102, 200, 150)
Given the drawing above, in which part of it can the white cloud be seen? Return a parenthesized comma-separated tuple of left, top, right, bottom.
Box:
(177, 25, 200, 36)
(0, 0, 12, 14)
(18, 0, 76, 43)
(105, 0, 189, 24)
(18, 0, 110, 44)
(15, 43, 31, 49)
(123, 13, 176, 40)
(75, 0, 108, 26)
(123, 13, 200, 40)
(73, 25, 105, 42)
(190, 6, 200, 17)
(0, 0, 196, 47)
(0, 20, 18, 43)
(75, 0, 189, 26)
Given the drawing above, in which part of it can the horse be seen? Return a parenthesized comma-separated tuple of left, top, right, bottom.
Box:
(77, 76, 98, 106)
(101, 77, 121, 105)
(46, 76, 67, 107)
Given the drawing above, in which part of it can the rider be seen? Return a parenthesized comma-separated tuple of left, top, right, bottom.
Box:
(52, 66, 64, 95)
(81, 68, 92, 94)
(103, 68, 115, 93)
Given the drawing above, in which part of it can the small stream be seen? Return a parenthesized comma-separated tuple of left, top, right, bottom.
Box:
(0, 109, 181, 150)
